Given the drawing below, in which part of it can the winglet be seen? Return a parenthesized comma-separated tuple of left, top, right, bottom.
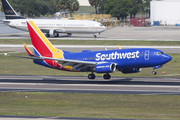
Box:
(23, 43, 35, 56)
(118, 45, 121, 49)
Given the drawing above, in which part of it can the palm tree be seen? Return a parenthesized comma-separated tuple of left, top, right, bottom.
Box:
(89, 0, 100, 14)
(71, 0, 80, 16)
(57, 0, 70, 18)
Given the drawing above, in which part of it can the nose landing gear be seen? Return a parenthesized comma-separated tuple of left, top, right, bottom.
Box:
(152, 65, 162, 75)
(152, 71, 157, 75)
(93, 33, 100, 38)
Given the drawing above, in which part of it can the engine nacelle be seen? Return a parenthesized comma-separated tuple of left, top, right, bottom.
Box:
(121, 68, 141, 74)
(95, 63, 116, 73)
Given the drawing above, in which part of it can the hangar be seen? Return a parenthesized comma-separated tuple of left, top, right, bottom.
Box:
(151, 0, 180, 25)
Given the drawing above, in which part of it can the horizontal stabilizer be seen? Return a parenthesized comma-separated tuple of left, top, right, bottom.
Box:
(23, 43, 35, 56)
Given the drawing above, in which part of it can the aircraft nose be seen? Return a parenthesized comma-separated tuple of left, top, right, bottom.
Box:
(101, 26, 107, 32)
(163, 54, 172, 63)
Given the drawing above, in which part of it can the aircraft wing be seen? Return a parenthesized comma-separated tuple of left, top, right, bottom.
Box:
(8, 54, 98, 71)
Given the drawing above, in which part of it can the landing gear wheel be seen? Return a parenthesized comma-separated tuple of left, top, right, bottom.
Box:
(88, 74, 96, 79)
(93, 35, 97, 38)
(45, 33, 50, 37)
(67, 33, 72, 36)
(103, 73, 111, 80)
(54, 33, 59, 37)
(152, 71, 157, 75)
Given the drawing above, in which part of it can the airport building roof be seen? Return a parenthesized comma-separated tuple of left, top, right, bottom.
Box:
(78, 0, 90, 6)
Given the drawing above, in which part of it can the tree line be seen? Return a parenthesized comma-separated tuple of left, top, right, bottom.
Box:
(1, 0, 151, 19)
(89, 0, 151, 19)
(0, 0, 79, 18)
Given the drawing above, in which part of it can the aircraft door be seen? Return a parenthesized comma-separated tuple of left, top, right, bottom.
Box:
(144, 50, 149, 60)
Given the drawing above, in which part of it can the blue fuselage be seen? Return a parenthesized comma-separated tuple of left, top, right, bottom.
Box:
(64, 48, 172, 71)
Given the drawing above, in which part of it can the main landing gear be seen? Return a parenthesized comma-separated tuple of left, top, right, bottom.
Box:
(45, 33, 50, 37)
(67, 33, 72, 36)
(87, 73, 111, 80)
(88, 73, 96, 79)
(54, 32, 59, 37)
(103, 73, 111, 80)
(45, 32, 59, 37)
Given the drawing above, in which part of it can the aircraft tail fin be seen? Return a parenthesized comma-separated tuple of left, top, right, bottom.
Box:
(26, 21, 64, 59)
(1, 0, 26, 19)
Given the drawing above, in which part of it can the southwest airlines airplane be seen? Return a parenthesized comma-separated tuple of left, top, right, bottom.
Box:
(1, 0, 106, 38)
(9, 21, 172, 80)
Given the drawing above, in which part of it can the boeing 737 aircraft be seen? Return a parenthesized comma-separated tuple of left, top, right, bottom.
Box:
(1, 0, 106, 38)
(7, 21, 172, 80)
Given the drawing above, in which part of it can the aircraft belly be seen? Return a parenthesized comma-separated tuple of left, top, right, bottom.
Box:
(40, 29, 49, 33)
(13, 26, 28, 31)
(56, 29, 63, 33)
(57, 28, 96, 33)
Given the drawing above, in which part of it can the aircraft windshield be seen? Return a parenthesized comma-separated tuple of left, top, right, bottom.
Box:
(154, 52, 164, 55)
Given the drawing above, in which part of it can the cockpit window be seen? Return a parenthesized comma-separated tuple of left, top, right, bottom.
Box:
(99, 24, 103, 26)
(154, 52, 164, 55)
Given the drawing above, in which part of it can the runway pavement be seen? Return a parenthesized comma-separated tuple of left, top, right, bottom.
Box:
(0, 75, 180, 95)
(1, 26, 180, 41)
(0, 115, 136, 120)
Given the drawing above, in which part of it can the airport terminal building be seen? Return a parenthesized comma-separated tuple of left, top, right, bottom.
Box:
(151, 0, 180, 25)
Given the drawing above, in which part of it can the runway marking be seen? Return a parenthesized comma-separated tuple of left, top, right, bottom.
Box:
(1, 88, 180, 93)
(0, 82, 180, 88)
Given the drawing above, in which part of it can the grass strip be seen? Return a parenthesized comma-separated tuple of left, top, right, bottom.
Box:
(0, 39, 180, 46)
(0, 52, 180, 78)
(0, 92, 180, 119)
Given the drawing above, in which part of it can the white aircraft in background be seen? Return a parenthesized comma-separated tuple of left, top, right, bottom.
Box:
(1, 0, 107, 38)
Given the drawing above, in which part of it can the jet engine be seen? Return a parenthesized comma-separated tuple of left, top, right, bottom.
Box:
(121, 68, 141, 74)
(95, 63, 116, 73)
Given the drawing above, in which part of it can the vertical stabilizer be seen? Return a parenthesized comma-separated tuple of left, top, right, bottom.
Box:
(26, 21, 64, 59)
(1, 0, 26, 19)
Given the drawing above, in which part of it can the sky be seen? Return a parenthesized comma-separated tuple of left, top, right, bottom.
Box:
(78, 0, 90, 6)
